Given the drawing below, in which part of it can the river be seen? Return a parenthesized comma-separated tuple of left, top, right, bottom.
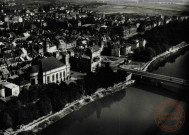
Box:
(41, 50, 189, 135)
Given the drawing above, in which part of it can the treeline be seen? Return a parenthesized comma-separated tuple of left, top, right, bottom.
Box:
(133, 19, 189, 62)
(17, 89, 127, 135)
(0, 66, 127, 130)
(0, 82, 83, 130)
(84, 65, 127, 95)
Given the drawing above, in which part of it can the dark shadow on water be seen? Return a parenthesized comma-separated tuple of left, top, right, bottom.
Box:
(134, 79, 189, 103)
(134, 80, 189, 135)
(41, 90, 126, 135)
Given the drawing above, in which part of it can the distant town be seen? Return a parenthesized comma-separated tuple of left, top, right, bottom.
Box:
(0, 0, 189, 134)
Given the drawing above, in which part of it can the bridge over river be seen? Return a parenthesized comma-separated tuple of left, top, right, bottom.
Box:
(120, 66, 189, 86)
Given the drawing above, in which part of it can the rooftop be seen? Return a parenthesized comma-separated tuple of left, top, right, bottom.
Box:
(4, 83, 19, 89)
(41, 57, 65, 72)
(31, 57, 65, 73)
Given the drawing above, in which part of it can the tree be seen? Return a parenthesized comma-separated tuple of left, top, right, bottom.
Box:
(15, 107, 27, 125)
(144, 47, 156, 61)
(76, 79, 86, 95)
(2, 112, 13, 129)
(28, 104, 40, 120)
(133, 48, 142, 61)
(45, 83, 66, 111)
(5, 102, 20, 123)
(0, 101, 5, 112)
(68, 82, 81, 101)
(28, 84, 43, 102)
(24, 107, 34, 124)
(37, 97, 52, 116)
(19, 89, 29, 104)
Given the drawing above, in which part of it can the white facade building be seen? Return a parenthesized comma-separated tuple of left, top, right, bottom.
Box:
(30, 56, 70, 85)
(0, 82, 20, 98)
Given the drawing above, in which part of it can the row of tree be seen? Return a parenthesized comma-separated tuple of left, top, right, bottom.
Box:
(0, 66, 127, 130)
(0, 81, 82, 129)
(133, 19, 189, 62)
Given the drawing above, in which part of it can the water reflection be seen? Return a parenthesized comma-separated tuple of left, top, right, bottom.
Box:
(152, 49, 189, 80)
(135, 79, 189, 103)
(42, 49, 189, 135)
(42, 90, 126, 135)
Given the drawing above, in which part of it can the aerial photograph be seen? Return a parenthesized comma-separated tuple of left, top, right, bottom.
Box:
(0, 0, 189, 135)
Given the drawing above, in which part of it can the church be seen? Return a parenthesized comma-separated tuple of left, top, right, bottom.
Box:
(30, 56, 70, 85)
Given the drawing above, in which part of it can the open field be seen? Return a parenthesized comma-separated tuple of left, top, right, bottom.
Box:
(2, 0, 52, 10)
(3, 0, 189, 16)
(78, 1, 189, 16)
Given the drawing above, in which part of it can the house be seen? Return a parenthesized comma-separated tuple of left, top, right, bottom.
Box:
(164, 17, 171, 24)
(43, 38, 57, 53)
(123, 27, 130, 38)
(18, 80, 31, 90)
(30, 56, 70, 85)
(58, 39, 76, 51)
(0, 68, 10, 80)
(4, 16, 9, 22)
(12, 16, 23, 23)
(136, 22, 140, 28)
(144, 23, 152, 31)
(8, 75, 31, 90)
(91, 45, 103, 72)
(129, 25, 137, 34)
(125, 40, 139, 51)
(70, 44, 103, 73)
(123, 25, 137, 38)
(157, 18, 164, 26)
(111, 47, 120, 57)
(0, 82, 20, 98)
(151, 21, 157, 28)
(131, 39, 139, 50)
(139, 38, 147, 48)
(120, 45, 132, 56)
(172, 16, 179, 21)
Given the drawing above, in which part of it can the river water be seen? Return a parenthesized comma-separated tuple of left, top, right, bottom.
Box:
(42, 50, 189, 135)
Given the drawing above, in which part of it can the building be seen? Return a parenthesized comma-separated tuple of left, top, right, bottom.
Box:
(111, 47, 120, 57)
(30, 56, 70, 85)
(91, 45, 103, 72)
(129, 39, 139, 50)
(121, 45, 132, 56)
(58, 39, 76, 51)
(0, 68, 10, 80)
(70, 44, 103, 73)
(0, 82, 20, 98)
(43, 38, 57, 53)
(123, 25, 137, 38)
(12, 16, 23, 23)
(139, 38, 147, 48)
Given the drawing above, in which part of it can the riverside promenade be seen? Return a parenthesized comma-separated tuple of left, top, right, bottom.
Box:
(3, 80, 134, 135)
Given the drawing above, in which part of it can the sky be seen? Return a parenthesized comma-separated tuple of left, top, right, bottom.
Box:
(81, 0, 189, 1)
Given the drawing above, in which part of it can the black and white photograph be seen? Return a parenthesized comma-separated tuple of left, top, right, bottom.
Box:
(0, 0, 189, 135)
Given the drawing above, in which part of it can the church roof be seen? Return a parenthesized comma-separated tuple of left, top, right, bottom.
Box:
(30, 57, 65, 73)
(41, 56, 65, 72)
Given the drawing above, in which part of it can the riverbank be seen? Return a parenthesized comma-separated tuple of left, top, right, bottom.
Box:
(3, 42, 188, 135)
(138, 42, 189, 72)
(41, 51, 189, 135)
(14, 80, 135, 134)
(147, 43, 189, 72)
